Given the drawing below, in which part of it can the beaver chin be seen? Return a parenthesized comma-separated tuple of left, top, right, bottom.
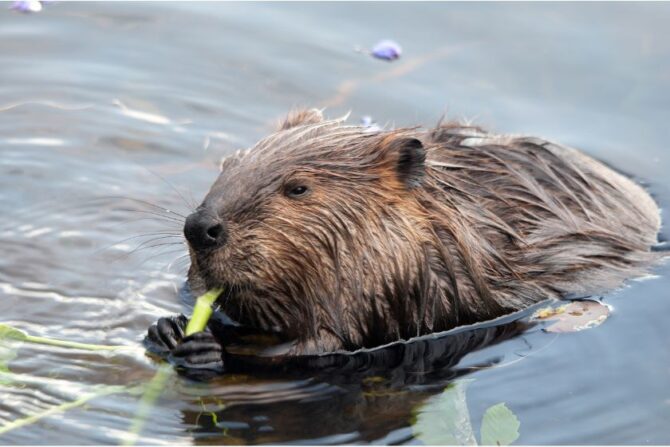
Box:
(220, 284, 291, 335)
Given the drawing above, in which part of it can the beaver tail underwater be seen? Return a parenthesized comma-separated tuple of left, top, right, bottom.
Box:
(149, 110, 663, 362)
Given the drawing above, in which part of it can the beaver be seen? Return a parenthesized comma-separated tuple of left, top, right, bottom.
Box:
(146, 109, 662, 372)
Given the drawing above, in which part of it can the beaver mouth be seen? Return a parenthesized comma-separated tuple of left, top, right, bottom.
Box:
(211, 282, 289, 335)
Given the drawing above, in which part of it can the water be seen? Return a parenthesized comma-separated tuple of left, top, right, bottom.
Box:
(1, 2, 669, 444)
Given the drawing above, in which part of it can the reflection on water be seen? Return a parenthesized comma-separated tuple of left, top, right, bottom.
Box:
(176, 308, 537, 445)
(1, 2, 670, 445)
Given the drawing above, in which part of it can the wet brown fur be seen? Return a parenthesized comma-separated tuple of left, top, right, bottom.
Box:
(187, 109, 662, 355)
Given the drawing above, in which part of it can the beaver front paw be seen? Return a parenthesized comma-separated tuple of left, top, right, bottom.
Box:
(145, 315, 225, 378)
(145, 314, 188, 356)
(170, 331, 225, 376)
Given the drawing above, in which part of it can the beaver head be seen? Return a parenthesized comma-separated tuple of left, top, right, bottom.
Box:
(184, 110, 446, 352)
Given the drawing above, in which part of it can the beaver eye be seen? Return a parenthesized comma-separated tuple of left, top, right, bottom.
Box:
(286, 185, 309, 198)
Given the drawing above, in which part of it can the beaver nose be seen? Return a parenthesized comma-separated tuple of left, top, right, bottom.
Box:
(183, 210, 227, 251)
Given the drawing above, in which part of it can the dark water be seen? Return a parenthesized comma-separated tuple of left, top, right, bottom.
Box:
(1, 2, 669, 444)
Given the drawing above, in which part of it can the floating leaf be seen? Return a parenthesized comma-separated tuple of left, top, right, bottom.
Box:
(412, 379, 477, 445)
(480, 403, 520, 446)
(371, 40, 402, 61)
(532, 300, 610, 333)
(0, 324, 28, 342)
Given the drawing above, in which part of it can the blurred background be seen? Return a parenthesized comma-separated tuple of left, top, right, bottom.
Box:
(0, 2, 669, 444)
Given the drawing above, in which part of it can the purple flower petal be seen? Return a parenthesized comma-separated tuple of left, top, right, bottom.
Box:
(10, 0, 42, 13)
(371, 40, 402, 61)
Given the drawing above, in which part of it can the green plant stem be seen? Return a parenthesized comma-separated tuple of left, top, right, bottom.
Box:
(0, 385, 130, 436)
(124, 287, 224, 445)
(184, 288, 223, 335)
(0, 288, 224, 441)
(123, 364, 173, 446)
(23, 334, 127, 351)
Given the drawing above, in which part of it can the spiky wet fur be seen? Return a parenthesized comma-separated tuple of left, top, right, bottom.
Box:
(187, 110, 661, 355)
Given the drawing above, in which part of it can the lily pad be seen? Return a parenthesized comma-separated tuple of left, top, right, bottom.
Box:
(480, 403, 520, 446)
(531, 300, 610, 333)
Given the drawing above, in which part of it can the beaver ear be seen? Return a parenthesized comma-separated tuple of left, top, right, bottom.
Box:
(385, 137, 426, 188)
(279, 108, 324, 130)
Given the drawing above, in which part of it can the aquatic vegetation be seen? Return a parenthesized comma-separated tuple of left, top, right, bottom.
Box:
(413, 380, 521, 445)
(0, 323, 128, 351)
(125, 288, 223, 444)
(123, 365, 173, 446)
(480, 403, 521, 446)
(531, 300, 610, 333)
(185, 288, 223, 335)
(0, 288, 223, 442)
(413, 380, 478, 445)
(0, 325, 137, 436)
(0, 322, 134, 385)
(0, 385, 133, 436)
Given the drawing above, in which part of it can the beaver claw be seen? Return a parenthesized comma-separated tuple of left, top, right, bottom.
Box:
(144, 314, 225, 376)
(145, 314, 188, 355)
(170, 331, 225, 374)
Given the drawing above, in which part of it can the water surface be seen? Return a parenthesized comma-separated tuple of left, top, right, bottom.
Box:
(1, 2, 669, 444)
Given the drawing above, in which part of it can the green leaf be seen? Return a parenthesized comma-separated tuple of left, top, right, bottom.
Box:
(480, 403, 520, 446)
(412, 379, 477, 445)
(0, 324, 28, 342)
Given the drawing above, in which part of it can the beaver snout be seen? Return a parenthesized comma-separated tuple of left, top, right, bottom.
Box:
(183, 209, 228, 251)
